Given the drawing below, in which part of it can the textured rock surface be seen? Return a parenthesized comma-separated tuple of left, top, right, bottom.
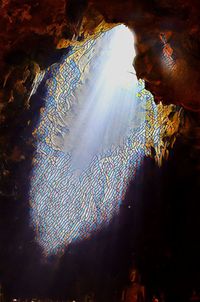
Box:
(0, 0, 200, 110)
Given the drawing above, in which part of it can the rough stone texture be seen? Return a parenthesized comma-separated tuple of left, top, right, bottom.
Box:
(0, 0, 200, 110)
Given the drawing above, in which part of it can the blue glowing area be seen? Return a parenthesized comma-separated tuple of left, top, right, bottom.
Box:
(30, 25, 160, 254)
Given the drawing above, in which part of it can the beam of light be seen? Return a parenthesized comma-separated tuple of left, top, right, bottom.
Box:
(65, 26, 138, 172)
(30, 25, 160, 255)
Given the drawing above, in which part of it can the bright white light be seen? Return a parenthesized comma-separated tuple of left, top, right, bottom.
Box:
(103, 26, 136, 85)
(64, 25, 138, 172)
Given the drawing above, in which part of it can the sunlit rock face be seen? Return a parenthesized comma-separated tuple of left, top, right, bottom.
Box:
(30, 26, 163, 254)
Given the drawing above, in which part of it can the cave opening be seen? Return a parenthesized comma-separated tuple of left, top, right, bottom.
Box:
(29, 24, 168, 257)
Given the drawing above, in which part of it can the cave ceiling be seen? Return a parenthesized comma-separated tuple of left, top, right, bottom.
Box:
(1, 0, 200, 111)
